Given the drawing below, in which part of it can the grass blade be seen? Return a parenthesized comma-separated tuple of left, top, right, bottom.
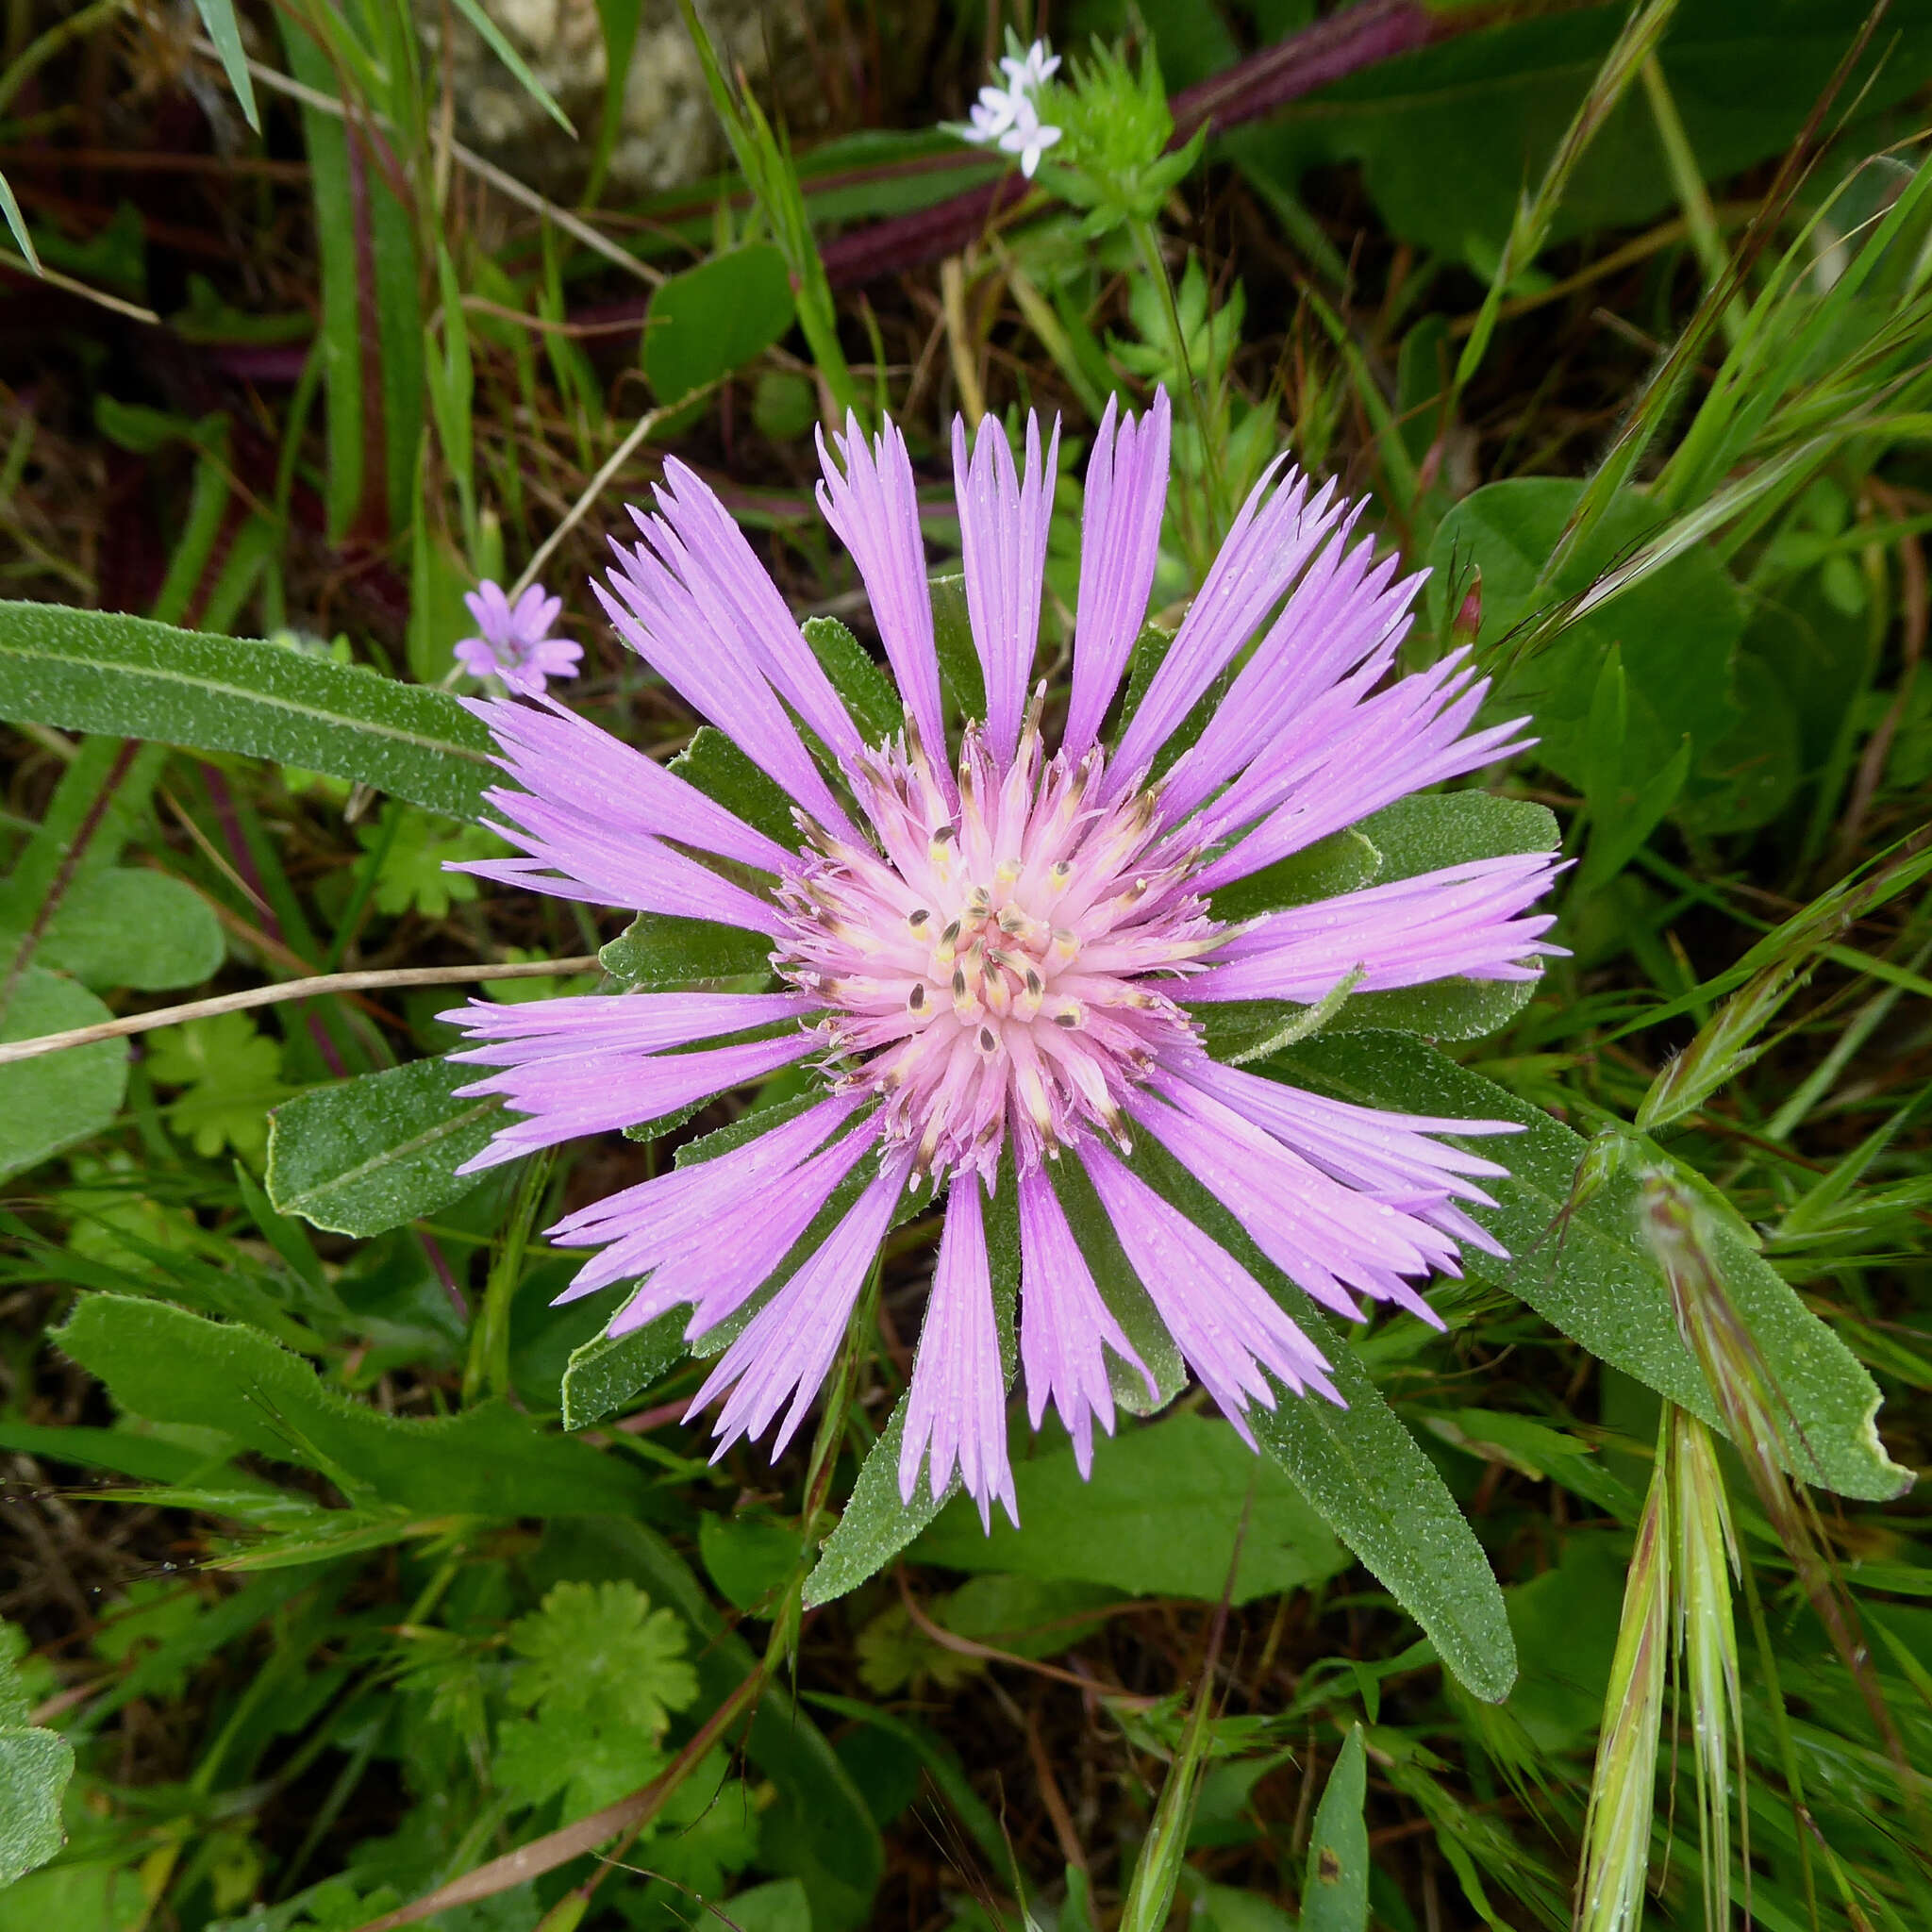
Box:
(192, 0, 261, 132)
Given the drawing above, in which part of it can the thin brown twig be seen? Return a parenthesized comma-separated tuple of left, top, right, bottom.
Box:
(893, 1567, 1158, 1707)
(0, 956, 601, 1067)
(1026, 1700, 1090, 1876)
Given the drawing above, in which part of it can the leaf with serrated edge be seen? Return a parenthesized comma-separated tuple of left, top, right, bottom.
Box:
(807, 1393, 957, 1607)
(804, 614, 900, 742)
(561, 1311, 688, 1432)
(538, 1516, 881, 1925)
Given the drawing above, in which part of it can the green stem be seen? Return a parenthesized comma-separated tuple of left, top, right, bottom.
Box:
(1739, 1550, 1818, 1928)
(464, 1149, 554, 1405)
(1129, 216, 1228, 565)
(1641, 54, 1745, 351)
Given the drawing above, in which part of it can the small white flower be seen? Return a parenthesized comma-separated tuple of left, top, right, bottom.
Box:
(958, 35, 1061, 177)
(999, 96, 1062, 179)
(966, 82, 1020, 145)
(999, 39, 1060, 94)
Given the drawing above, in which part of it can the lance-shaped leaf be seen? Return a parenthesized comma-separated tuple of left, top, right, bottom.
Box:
(266, 1058, 501, 1237)
(1124, 1134, 1517, 1701)
(1273, 1029, 1913, 1502)
(56, 1294, 650, 1518)
(1300, 1725, 1370, 1932)
(0, 604, 496, 818)
(560, 1311, 688, 1433)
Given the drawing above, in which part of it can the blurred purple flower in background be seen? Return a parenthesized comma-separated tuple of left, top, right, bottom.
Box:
(454, 581, 581, 695)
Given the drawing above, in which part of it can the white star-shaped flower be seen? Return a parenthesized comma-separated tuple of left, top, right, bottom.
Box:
(957, 36, 1061, 177)
(997, 94, 1061, 178)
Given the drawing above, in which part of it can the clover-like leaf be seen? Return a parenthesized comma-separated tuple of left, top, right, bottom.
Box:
(360, 805, 504, 920)
(145, 1013, 290, 1163)
(506, 1579, 698, 1740)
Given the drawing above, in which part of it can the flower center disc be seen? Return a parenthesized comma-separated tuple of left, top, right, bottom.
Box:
(775, 718, 1222, 1187)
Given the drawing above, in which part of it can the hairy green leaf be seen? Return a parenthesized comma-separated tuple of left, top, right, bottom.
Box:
(928, 574, 985, 725)
(0, 1624, 71, 1886)
(559, 1310, 688, 1432)
(1127, 1137, 1516, 1699)
(804, 614, 901, 743)
(671, 724, 797, 849)
(1357, 791, 1559, 880)
(599, 910, 774, 989)
(1274, 1030, 1913, 1502)
(56, 1295, 650, 1518)
(0, 604, 495, 817)
(807, 1394, 958, 1608)
(266, 1058, 497, 1237)
(1208, 827, 1381, 923)
(0, 967, 126, 1184)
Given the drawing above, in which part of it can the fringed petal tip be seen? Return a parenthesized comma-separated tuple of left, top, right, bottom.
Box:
(897, 1180, 1020, 1530)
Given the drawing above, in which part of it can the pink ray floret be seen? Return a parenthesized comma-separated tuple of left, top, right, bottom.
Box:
(440, 391, 1561, 1528)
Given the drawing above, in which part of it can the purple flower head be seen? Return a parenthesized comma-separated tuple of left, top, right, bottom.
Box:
(454, 580, 582, 696)
(441, 395, 1561, 1530)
